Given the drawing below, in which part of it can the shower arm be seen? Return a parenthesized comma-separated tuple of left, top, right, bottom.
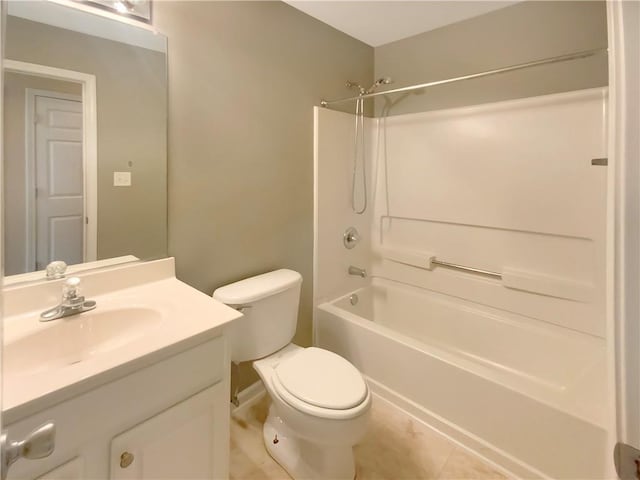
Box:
(320, 48, 607, 107)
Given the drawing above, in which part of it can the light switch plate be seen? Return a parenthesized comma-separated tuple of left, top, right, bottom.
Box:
(113, 171, 132, 187)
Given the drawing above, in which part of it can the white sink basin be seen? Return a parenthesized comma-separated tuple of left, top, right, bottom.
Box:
(4, 307, 164, 376)
(1, 259, 243, 420)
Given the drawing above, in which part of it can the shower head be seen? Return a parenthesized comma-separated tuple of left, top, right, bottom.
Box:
(346, 77, 394, 96)
(366, 77, 393, 94)
(346, 81, 366, 94)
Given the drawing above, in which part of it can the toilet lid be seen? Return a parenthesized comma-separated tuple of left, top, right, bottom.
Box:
(274, 347, 368, 410)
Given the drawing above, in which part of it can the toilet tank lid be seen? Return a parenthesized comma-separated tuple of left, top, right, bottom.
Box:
(212, 269, 302, 304)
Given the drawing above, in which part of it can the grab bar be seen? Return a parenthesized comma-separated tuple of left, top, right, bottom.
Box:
(378, 247, 502, 279)
(380, 247, 592, 301)
(431, 258, 502, 279)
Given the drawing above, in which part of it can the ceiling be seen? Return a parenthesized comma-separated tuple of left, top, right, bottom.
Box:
(283, 1, 519, 47)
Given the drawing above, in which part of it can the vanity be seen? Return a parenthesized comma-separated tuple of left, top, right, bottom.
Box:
(0, 2, 237, 477)
(2, 259, 242, 479)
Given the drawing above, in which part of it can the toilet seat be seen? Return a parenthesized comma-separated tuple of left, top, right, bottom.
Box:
(272, 347, 371, 420)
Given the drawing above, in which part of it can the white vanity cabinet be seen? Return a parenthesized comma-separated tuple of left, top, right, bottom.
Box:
(35, 458, 83, 479)
(5, 336, 230, 480)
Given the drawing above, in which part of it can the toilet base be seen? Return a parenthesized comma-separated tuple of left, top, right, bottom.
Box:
(262, 405, 357, 480)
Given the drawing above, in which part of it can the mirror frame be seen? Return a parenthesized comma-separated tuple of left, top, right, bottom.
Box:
(4, 59, 98, 282)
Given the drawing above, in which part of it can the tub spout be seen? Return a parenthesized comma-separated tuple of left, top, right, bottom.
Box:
(348, 266, 367, 278)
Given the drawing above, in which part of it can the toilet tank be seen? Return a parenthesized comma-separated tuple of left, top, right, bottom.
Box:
(212, 269, 302, 362)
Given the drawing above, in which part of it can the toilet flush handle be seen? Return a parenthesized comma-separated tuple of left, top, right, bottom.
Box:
(234, 305, 252, 314)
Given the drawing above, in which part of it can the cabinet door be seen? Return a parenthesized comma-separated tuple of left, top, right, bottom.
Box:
(35, 457, 84, 480)
(109, 385, 226, 480)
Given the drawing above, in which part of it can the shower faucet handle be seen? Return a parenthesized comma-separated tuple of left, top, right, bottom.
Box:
(343, 227, 360, 249)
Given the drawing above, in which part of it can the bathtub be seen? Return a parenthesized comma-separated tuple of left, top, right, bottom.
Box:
(315, 278, 607, 479)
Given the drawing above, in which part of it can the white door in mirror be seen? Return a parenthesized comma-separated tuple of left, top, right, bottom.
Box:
(35, 95, 83, 270)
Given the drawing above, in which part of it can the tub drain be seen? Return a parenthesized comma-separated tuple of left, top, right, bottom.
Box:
(350, 294, 359, 306)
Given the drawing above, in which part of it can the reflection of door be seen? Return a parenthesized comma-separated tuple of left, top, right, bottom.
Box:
(34, 93, 83, 270)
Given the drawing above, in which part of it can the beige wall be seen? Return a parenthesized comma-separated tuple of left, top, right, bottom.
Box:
(375, 1, 608, 115)
(153, 1, 373, 389)
(4, 73, 81, 275)
(5, 16, 167, 265)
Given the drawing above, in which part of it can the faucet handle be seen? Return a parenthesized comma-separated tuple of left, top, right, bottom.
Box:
(45, 261, 67, 280)
(62, 277, 82, 304)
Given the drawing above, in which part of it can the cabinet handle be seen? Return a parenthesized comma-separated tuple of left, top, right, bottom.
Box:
(120, 451, 134, 468)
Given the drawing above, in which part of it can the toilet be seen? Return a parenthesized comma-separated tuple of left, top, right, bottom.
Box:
(213, 269, 371, 480)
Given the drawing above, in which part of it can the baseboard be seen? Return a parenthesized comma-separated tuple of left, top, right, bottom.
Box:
(365, 376, 547, 480)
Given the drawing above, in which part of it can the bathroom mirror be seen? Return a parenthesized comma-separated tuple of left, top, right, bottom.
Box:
(3, 0, 167, 283)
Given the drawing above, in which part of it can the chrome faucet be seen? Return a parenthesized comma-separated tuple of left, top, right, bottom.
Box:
(348, 266, 367, 278)
(40, 277, 97, 322)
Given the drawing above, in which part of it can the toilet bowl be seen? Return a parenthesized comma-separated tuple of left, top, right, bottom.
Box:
(213, 270, 371, 480)
(255, 344, 371, 479)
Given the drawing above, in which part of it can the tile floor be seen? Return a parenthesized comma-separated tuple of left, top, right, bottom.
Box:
(230, 393, 510, 480)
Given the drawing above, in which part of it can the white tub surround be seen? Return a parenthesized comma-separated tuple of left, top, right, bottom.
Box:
(313, 88, 610, 479)
(369, 88, 608, 338)
(313, 107, 375, 303)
